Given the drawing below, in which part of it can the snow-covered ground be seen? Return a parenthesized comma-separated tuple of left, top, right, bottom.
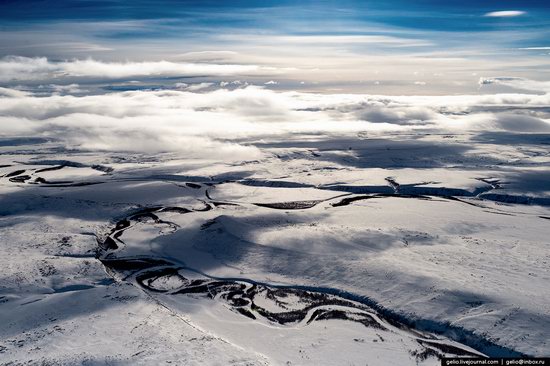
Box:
(0, 126, 548, 365)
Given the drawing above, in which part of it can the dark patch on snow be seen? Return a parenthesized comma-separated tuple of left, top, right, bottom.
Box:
(185, 182, 201, 189)
(254, 200, 323, 210)
(35, 165, 65, 173)
(5, 169, 26, 177)
(9, 175, 31, 183)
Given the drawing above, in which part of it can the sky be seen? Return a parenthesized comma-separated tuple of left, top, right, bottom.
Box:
(0, 1, 550, 156)
(0, 0, 549, 94)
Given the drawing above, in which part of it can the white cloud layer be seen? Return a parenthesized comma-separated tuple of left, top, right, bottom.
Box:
(0, 56, 278, 82)
(1, 81, 549, 160)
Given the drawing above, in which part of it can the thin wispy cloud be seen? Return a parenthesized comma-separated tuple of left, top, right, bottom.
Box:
(519, 47, 550, 50)
(484, 10, 526, 17)
(217, 34, 434, 47)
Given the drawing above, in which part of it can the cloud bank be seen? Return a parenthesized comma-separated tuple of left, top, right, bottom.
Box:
(1, 80, 549, 160)
(0, 56, 278, 83)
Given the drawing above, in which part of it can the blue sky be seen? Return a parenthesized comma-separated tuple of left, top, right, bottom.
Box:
(2, 1, 548, 33)
(0, 0, 549, 93)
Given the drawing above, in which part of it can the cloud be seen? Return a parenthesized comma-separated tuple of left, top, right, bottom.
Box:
(185, 83, 214, 91)
(1, 51, 549, 95)
(175, 51, 240, 63)
(1, 83, 550, 159)
(37, 84, 86, 95)
(218, 34, 433, 48)
(0, 87, 29, 98)
(479, 77, 550, 93)
(484, 11, 526, 18)
(353, 105, 437, 125)
(519, 47, 550, 50)
(0, 56, 279, 83)
(479, 77, 521, 86)
(493, 113, 550, 132)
